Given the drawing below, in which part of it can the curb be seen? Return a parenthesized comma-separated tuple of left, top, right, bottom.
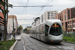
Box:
(10, 40, 18, 50)
(63, 41, 75, 44)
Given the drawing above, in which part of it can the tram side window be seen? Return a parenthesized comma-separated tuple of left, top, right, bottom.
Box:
(45, 25, 49, 36)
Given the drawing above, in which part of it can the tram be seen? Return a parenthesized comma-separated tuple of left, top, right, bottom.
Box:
(30, 19, 63, 43)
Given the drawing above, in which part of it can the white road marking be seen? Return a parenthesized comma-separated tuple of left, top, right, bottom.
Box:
(21, 35, 26, 50)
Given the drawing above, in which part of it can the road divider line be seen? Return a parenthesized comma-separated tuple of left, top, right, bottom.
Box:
(21, 35, 26, 50)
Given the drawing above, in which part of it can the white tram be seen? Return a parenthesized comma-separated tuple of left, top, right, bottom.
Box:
(30, 19, 63, 43)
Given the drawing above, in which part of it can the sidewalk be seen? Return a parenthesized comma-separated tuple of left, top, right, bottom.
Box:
(13, 35, 24, 50)
(9, 35, 23, 50)
(13, 40, 24, 50)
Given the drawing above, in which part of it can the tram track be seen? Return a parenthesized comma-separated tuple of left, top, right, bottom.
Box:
(22, 34, 42, 50)
(21, 34, 33, 50)
(21, 33, 75, 50)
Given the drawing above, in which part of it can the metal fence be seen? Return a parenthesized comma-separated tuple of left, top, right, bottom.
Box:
(63, 33, 75, 37)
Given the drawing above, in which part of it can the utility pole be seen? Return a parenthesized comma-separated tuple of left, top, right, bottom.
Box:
(12, 16, 15, 40)
(9, 24, 10, 34)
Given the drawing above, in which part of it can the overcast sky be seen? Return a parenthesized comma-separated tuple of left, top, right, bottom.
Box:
(8, 0, 75, 29)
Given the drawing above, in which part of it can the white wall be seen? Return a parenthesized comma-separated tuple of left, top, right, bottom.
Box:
(7, 18, 18, 34)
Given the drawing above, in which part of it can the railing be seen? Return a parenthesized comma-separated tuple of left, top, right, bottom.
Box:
(63, 33, 75, 37)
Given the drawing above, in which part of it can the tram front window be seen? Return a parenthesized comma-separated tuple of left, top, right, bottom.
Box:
(50, 23, 62, 36)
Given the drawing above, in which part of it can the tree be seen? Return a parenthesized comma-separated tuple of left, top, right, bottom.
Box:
(8, 4, 13, 8)
(17, 25, 23, 34)
(0, 0, 7, 41)
(0, 0, 13, 41)
(23, 28, 27, 32)
(18, 25, 23, 31)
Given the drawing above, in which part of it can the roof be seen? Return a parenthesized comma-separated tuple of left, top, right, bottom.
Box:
(8, 15, 17, 19)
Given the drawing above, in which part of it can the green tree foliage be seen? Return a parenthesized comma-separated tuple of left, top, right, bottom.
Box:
(23, 28, 27, 32)
(8, 4, 13, 8)
(18, 25, 23, 31)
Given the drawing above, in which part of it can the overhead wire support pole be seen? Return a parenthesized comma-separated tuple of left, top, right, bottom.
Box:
(12, 5, 52, 7)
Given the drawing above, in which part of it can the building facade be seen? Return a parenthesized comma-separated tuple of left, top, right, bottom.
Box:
(7, 15, 18, 34)
(55, 8, 75, 33)
(32, 11, 58, 27)
(40, 11, 58, 23)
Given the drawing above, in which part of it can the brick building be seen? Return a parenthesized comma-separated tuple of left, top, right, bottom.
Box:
(55, 7, 75, 33)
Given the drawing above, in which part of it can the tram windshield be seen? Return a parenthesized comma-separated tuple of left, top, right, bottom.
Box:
(49, 23, 62, 36)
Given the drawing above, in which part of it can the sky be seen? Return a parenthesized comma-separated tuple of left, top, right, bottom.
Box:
(8, 0, 75, 29)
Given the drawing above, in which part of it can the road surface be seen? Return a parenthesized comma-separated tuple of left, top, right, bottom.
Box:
(15, 33, 75, 50)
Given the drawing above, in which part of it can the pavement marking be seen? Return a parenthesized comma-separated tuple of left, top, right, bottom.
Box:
(21, 35, 26, 50)
(22, 39, 26, 50)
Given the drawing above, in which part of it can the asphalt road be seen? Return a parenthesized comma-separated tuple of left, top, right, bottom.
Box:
(20, 33, 75, 50)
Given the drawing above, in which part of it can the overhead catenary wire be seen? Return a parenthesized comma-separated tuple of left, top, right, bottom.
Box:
(22, 0, 29, 21)
(22, 0, 29, 14)
(13, 5, 52, 7)
(37, 0, 53, 15)
(37, 0, 50, 15)
(25, 0, 29, 15)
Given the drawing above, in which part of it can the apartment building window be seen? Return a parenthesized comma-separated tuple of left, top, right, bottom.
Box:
(68, 21, 69, 24)
(73, 25, 75, 27)
(51, 15, 53, 16)
(68, 16, 70, 19)
(0, 19, 3, 22)
(48, 12, 50, 15)
(73, 25, 74, 27)
(55, 13, 57, 15)
(65, 15, 66, 20)
(0, 10, 2, 13)
(51, 13, 53, 14)
(51, 17, 55, 19)
(48, 17, 50, 19)
(68, 25, 69, 28)
(73, 20, 74, 23)
(70, 25, 71, 28)
(68, 10, 70, 19)
(60, 16, 61, 20)
(48, 15, 50, 17)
